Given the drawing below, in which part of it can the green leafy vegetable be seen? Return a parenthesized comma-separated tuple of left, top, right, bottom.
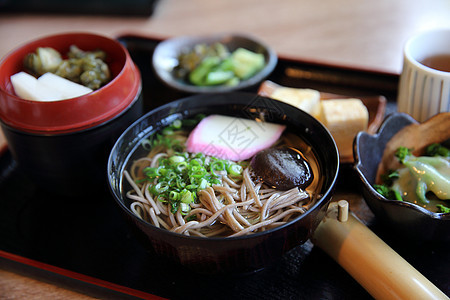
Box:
(379, 169, 399, 186)
(374, 183, 403, 201)
(425, 143, 450, 157)
(394, 146, 412, 163)
(374, 144, 450, 213)
(437, 204, 450, 213)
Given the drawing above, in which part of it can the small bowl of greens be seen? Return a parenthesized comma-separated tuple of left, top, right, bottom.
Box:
(152, 33, 277, 93)
(354, 112, 450, 243)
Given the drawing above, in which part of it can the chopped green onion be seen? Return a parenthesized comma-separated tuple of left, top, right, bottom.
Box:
(180, 202, 190, 214)
(180, 190, 194, 204)
(190, 159, 202, 167)
(152, 182, 169, 194)
(176, 162, 188, 173)
(194, 152, 204, 159)
(170, 202, 178, 214)
(227, 163, 243, 176)
(145, 151, 245, 214)
(211, 161, 225, 173)
(140, 118, 246, 215)
(172, 119, 182, 129)
(198, 178, 209, 190)
(175, 178, 186, 189)
(211, 178, 221, 185)
(162, 127, 174, 135)
(186, 215, 197, 222)
(141, 139, 152, 150)
(186, 184, 198, 190)
(166, 171, 177, 180)
(169, 191, 179, 201)
(144, 167, 159, 179)
(170, 155, 185, 164)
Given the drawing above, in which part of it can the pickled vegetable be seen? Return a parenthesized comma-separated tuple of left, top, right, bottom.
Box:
(23, 47, 62, 76)
(11, 71, 93, 101)
(174, 43, 229, 79)
(230, 48, 265, 80)
(23, 45, 111, 90)
(173, 42, 265, 87)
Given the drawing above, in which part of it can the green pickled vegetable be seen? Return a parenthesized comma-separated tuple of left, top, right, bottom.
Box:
(53, 59, 82, 83)
(230, 47, 265, 80)
(23, 45, 111, 90)
(189, 56, 221, 85)
(173, 42, 266, 87)
(204, 70, 235, 85)
(67, 44, 106, 61)
(23, 47, 62, 76)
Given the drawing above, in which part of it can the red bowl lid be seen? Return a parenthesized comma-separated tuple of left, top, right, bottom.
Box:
(0, 32, 141, 134)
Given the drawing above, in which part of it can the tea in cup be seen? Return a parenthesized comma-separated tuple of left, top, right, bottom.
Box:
(397, 28, 450, 122)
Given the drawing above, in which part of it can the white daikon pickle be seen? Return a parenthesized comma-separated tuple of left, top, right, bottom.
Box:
(38, 72, 92, 99)
(10, 71, 93, 102)
(11, 72, 63, 101)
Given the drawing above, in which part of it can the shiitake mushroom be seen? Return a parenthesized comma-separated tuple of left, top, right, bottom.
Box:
(250, 146, 314, 190)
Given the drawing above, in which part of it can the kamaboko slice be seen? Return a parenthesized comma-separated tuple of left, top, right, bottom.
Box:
(186, 114, 285, 161)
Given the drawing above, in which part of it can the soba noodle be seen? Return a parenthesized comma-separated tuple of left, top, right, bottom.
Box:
(123, 122, 319, 237)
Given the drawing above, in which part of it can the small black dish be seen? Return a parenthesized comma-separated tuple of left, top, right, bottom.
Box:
(354, 113, 450, 243)
(107, 92, 339, 274)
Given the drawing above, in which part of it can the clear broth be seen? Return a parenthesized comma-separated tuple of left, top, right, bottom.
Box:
(123, 123, 324, 237)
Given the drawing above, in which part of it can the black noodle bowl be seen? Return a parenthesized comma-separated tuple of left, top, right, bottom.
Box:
(107, 92, 339, 274)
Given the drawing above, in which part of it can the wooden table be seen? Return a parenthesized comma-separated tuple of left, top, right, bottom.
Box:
(0, 0, 449, 298)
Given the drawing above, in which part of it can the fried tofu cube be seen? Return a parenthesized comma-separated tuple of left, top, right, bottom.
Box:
(270, 87, 321, 117)
(318, 98, 368, 157)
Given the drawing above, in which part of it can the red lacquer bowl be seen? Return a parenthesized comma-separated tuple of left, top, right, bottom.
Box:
(0, 32, 143, 195)
(0, 32, 141, 134)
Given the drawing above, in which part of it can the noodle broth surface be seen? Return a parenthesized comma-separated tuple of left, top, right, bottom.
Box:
(122, 118, 322, 238)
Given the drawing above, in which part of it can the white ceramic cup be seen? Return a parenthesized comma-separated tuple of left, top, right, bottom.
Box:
(397, 28, 450, 122)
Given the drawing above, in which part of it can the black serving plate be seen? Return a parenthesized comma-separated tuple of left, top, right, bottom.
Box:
(0, 34, 448, 299)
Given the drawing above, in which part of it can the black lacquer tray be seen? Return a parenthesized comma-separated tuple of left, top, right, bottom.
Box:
(0, 34, 448, 299)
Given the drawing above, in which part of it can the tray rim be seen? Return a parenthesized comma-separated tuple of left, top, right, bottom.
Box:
(0, 249, 165, 299)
